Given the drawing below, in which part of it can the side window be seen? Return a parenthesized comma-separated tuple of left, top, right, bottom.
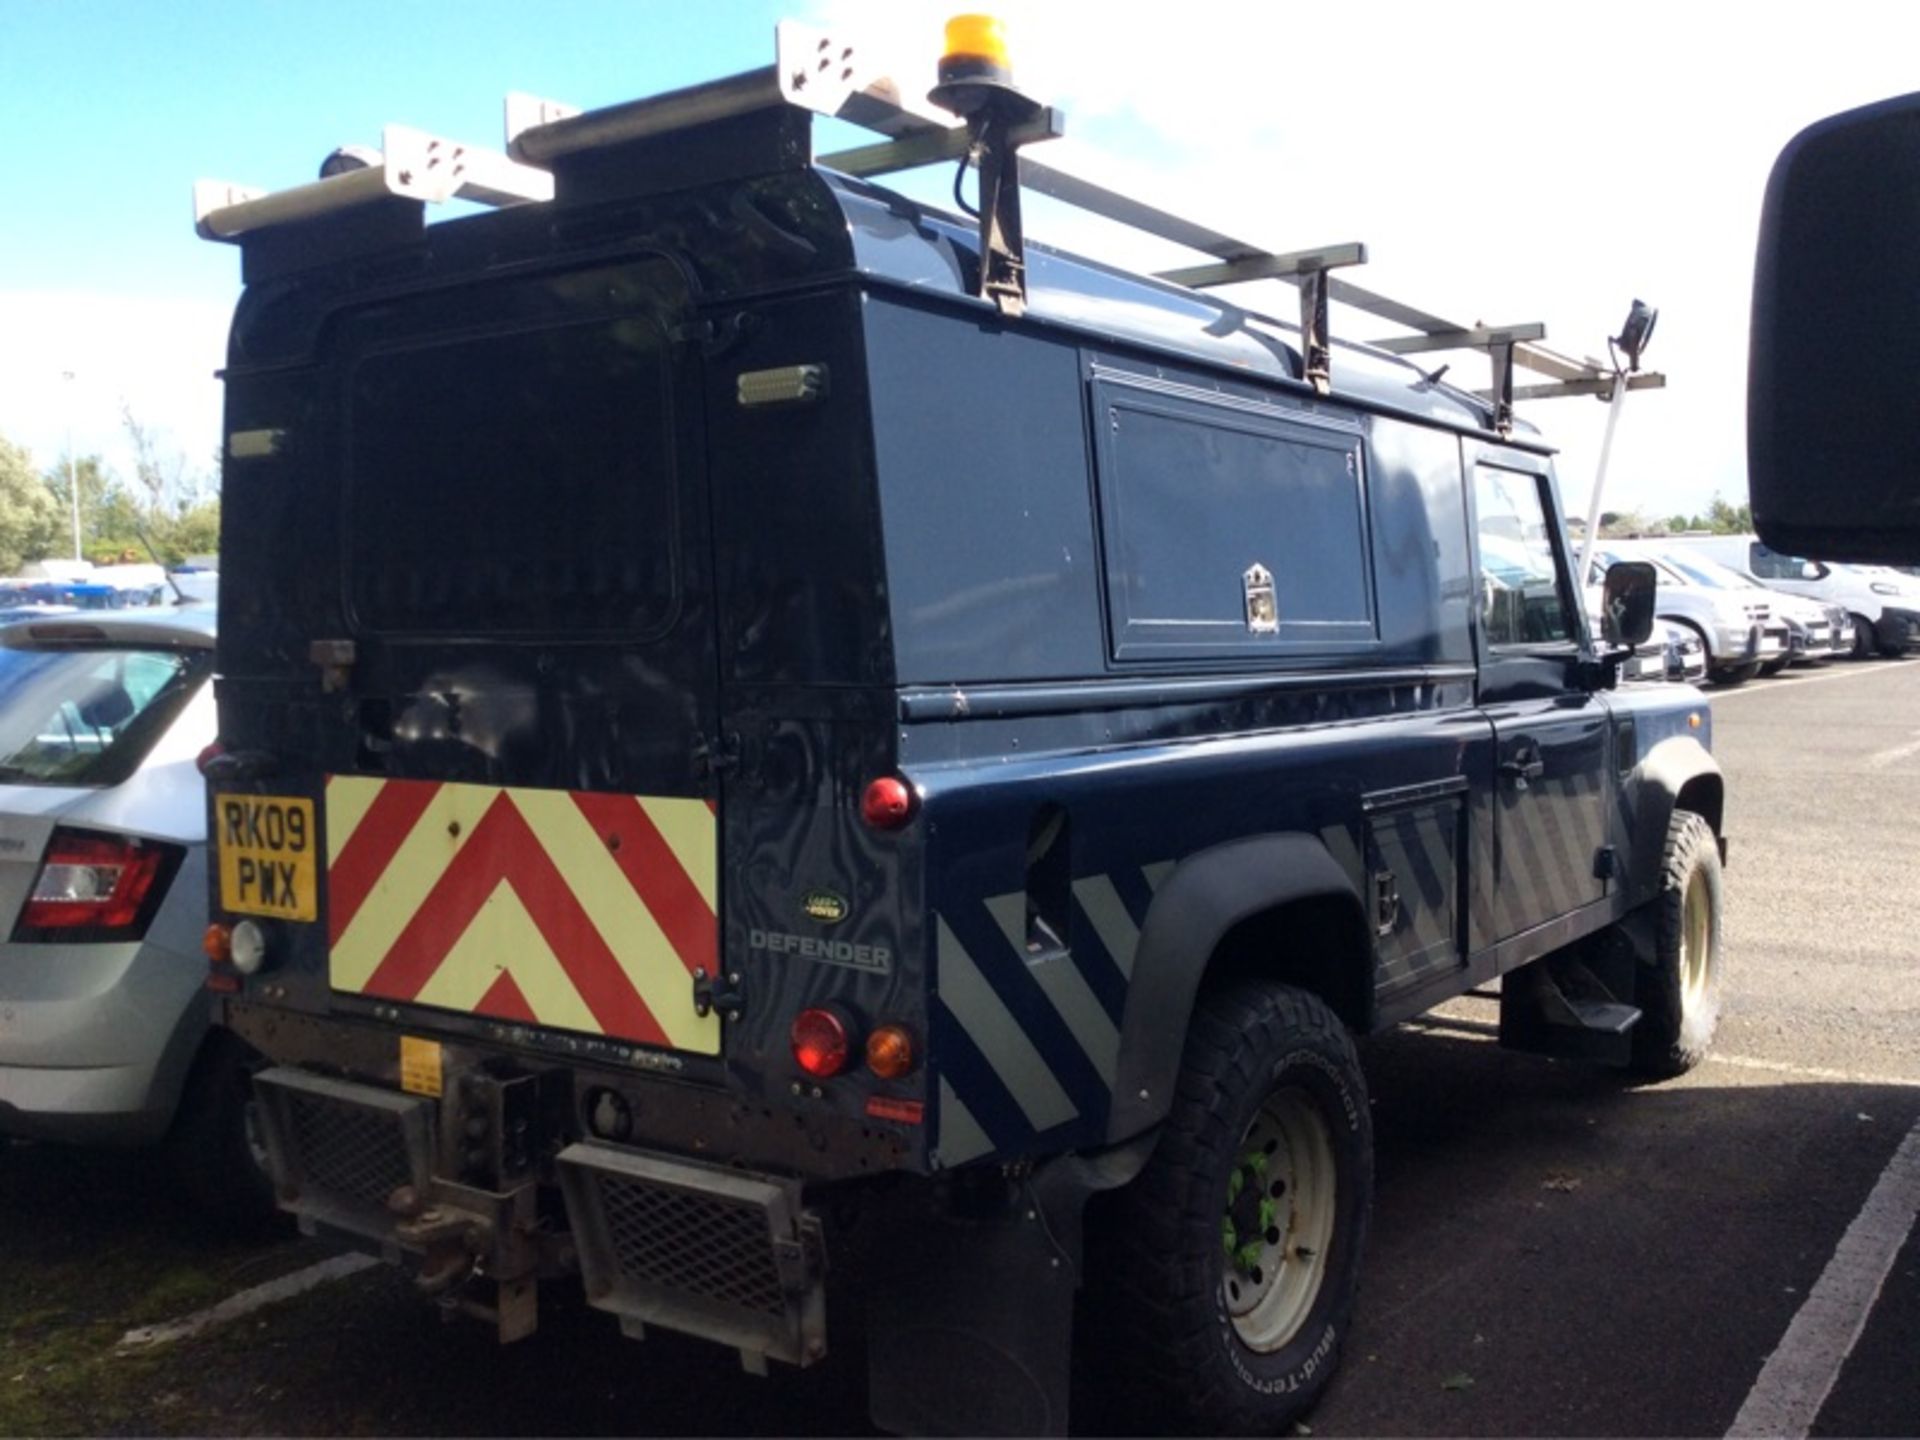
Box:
(1091, 378, 1376, 661)
(1473, 466, 1574, 647)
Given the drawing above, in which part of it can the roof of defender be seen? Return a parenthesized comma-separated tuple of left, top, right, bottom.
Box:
(196, 17, 1662, 448)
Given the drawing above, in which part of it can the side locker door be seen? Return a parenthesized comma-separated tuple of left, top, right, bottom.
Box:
(1468, 452, 1611, 945)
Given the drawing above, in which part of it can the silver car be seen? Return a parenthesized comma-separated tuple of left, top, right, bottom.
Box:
(0, 610, 266, 1214)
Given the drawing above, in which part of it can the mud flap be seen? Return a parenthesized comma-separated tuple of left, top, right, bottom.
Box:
(866, 1144, 1150, 1437)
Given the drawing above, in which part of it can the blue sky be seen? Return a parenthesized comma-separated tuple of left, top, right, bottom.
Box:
(4, 1, 1920, 524)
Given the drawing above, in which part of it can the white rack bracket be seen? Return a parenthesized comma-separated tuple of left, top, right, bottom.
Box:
(194, 123, 553, 243)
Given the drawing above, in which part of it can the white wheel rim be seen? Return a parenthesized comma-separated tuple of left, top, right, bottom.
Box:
(1221, 1088, 1338, 1352)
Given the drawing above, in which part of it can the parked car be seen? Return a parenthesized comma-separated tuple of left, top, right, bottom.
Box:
(1660, 618, 1710, 684)
(0, 609, 267, 1216)
(1668, 534, 1920, 657)
(1589, 543, 1788, 685)
(1655, 550, 1848, 672)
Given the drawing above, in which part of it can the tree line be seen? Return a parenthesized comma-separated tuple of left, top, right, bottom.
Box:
(0, 410, 218, 575)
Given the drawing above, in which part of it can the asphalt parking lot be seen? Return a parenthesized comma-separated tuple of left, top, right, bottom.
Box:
(3, 658, 1916, 1436)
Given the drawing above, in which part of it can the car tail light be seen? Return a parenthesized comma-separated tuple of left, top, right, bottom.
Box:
(791, 1007, 855, 1079)
(13, 828, 177, 940)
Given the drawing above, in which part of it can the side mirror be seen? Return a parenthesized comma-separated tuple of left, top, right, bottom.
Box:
(1801, 560, 1822, 580)
(1750, 92, 1920, 562)
(1601, 561, 1658, 647)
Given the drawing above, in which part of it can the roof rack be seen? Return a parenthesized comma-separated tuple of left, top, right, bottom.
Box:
(193, 18, 1662, 430)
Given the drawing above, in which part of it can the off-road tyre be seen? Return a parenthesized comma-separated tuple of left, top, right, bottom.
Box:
(166, 1036, 279, 1230)
(1631, 809, 1724, 1077)
(1092, 983, 1372, 1434)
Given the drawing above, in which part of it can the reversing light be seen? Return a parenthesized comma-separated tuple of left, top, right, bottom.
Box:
(230, 920, 269, 975)
(861, 776, 915, 831)
(865, 1023, 916, 1080)
(791, 1007, 854, 1079)
(17, 828, 168, 934)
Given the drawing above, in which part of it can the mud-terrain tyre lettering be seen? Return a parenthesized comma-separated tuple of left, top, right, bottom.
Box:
(1092, 983, 1372, 1434)
(168, 1039, 279, 1230)
(1631, 809, 1724, 1077)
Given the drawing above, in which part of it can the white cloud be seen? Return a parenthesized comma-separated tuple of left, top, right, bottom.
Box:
(807, 0, 1920, 519)
(0, 291, 231, 491)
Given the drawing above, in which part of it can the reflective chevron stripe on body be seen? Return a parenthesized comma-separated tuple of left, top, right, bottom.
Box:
(932, 863, 1165, 1167)
(325, 776, 721, 1055)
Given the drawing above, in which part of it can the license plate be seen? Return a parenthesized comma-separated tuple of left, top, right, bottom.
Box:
(217, 794, 317, 921)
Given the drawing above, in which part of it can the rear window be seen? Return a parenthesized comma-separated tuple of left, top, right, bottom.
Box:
(346, 317, 679, 637)
(0, 646, 208, 787)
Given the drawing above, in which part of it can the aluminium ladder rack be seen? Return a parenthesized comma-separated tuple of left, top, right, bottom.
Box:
(193, 18, 1663, 427)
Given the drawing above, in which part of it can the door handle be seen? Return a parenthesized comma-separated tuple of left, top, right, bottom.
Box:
(1499, 754, 1545, 788)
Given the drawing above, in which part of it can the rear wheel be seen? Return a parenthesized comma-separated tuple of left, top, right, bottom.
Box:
(1631, 810, 1724, 1077)
(1095, 984, 1372, 1433)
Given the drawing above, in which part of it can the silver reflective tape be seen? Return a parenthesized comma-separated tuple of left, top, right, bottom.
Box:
(936, 919, 1078, 1133)
(936, 1077, 995, 1167)
(1073, 874, 1141, 981)
(985, 894, 1119, 1089)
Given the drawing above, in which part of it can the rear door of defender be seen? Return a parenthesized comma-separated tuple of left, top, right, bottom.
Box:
(213, 254, 723, 1061)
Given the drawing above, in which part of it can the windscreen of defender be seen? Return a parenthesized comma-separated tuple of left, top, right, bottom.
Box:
(345, 314, 680, 638)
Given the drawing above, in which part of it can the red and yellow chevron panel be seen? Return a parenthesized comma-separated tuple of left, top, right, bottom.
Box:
(324, 776, 721, 1055)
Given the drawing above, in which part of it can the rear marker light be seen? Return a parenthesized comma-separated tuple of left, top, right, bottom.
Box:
(195, 740, 226, 776)
(865, 1096, 925, 1125)
(19, 829, 167, 933)
(861, 776, 915, 831)
(203, 923, 234, 964)
(791, 1007, 854, 1079)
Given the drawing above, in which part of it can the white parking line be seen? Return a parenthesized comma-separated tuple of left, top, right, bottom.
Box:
(1710, 662, 1916, 699)
(1868, 731, 1920, 767)
(1725, 1115, 1920, 1438)
(1712, 1053, 1920, 1090)
(116, 1253, 379, 1351)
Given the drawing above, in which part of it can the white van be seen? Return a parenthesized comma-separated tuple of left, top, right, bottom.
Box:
(1667, 534, 1920, 657)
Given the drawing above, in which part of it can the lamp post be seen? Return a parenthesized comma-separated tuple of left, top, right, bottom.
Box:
(61, 370, 80, 562)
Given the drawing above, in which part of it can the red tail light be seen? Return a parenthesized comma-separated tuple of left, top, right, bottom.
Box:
(791, 1007, 855, 1079)
(14, 828, 176, 939)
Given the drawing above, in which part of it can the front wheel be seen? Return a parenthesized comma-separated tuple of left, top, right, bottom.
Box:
(1095, 984, 1373, 1433)
(1631, 810, 1725, 1077)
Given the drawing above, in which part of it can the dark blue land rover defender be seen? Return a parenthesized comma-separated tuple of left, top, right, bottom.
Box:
(194, 18, 1723, 1435)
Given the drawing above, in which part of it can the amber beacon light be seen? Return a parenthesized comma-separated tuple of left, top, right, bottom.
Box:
(932, 14, 1017, 110)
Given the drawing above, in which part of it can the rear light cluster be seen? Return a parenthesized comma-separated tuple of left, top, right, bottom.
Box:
(11, 827, 179, 941)
(789, 1007, 919, 1094)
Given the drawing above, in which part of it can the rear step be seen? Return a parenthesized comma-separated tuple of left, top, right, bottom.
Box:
(555, 1141, 826, 1372)
(1499, 960, 1642, 1064)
